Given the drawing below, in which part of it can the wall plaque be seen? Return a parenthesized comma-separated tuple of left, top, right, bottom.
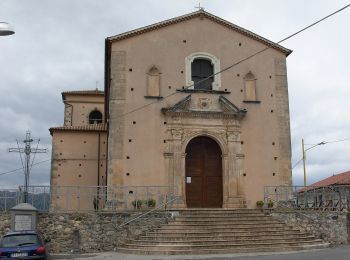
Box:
(14, 214, 32, 231)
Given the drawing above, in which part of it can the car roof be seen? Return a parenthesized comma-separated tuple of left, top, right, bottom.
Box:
(4, 230, 38, 236)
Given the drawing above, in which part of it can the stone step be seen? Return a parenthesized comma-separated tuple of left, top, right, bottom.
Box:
(154, 227, 295, 233)
(176, 209, 261, 212)
(148, 230, 304, 237)
(139, 233, 315, 241)
(178, 211, 265, 216)
(174, 215, 272, 220)
(117, 209, 329, 255)
(129, 236, 318, 244)
(120, 240, 327, 251)
(169, 220, 283, 225)
(158, 223, 291, 229)
(116, 243, 329, 255)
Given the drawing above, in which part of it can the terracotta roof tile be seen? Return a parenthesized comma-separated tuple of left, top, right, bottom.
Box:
(61, 90, 104, 100)
(49, 124, 107, 135)
(309, 171, 350, 186)
(62, 90, 104, 95)
(107, 10, 292, 56)
(297, 171, 350, 193)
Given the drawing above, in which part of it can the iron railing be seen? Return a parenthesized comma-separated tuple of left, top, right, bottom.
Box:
(264, 185, 350, 211)
(116, 193, 179, 229)
(0, 189, 20, 211)
(0, 185, 178, 212)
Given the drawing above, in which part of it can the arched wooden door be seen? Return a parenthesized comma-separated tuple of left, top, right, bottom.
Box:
(185, 136, 223, 208)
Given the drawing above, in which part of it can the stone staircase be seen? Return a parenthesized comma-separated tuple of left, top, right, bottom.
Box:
(117, 209, 329, 255)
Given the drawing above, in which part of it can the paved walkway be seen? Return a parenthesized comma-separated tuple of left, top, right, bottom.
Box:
(52, 246, 350, 260)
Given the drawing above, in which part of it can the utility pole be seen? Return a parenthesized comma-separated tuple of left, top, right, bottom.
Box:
(8, 131, 47, 203)
(302, 138, 307, 187)
(302, 138, 326, 187)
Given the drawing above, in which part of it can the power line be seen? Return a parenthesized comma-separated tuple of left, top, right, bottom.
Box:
(325, 137, 350, 144)
(292, 137, 350, 169)
(305, 137, 350, 146)
(110, 4, 350, 120)
(0, 159, 51, 177)
(292, 158, 303, 169)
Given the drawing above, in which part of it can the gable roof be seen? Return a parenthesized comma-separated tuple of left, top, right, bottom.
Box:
(106, 10, 292, 56)
(309, 171, 350, 187)
(297, 171, 350, 193)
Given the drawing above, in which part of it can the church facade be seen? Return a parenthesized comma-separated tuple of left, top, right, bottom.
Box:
(50, 10, 292, 209)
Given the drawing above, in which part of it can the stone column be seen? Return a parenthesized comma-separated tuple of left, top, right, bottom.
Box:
(274, 58, 292, 185)
(171, 128, 186, 207)
(225, 124, 245, 208)
(227, 130, 239, 197)
(107, 51, 126, 202)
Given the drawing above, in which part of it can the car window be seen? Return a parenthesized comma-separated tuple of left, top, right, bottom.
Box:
(1, 234, 40, 247)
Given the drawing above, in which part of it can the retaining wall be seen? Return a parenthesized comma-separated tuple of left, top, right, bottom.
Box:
(271, 211, 350, 245)
(0, 211, 171, 253)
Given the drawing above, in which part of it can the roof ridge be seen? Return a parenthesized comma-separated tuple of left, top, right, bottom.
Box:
(106, 10, 291, 55)
(62, 90, 104, 94)
(49, 124, 107, 135)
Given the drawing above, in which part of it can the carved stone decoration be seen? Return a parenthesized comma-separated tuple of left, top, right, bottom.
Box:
(162, 94, 247, 208)
(198, 98, 212, 109)
(171, 129, 183, 140)
(161, 95, 247, 119)
(227, 131, 240, 142)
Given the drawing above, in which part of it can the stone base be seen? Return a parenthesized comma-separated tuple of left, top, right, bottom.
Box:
(224, 196, 246, 208)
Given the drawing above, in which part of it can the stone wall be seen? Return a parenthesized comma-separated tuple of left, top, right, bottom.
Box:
(0, 211, 171, 253)
(0, 213, 11, 235)
(271, 211, 350, 245)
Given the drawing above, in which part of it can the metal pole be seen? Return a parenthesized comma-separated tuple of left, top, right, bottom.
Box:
(302, 138, 307, 187)
(23, 131, 32, 203)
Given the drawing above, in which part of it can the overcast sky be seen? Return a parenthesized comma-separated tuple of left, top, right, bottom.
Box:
(0, 0, 349, 189)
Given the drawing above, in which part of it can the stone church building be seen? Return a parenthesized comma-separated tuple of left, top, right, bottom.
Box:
(50, 10, 292, 210)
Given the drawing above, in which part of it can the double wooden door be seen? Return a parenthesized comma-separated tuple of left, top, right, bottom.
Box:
(185, 136, 223, 208)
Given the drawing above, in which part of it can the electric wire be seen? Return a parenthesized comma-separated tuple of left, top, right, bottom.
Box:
(16, 139, 25, 172)
(0, 159, 51, 177)
(3, 6, 349, 179)
(292, 158, 303, 169)
(110, 4, 350, 120)
(30, 139, 40, 171)
(292, 137, 350, 169)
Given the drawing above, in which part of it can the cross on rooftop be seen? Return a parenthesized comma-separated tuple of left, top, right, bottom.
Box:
(195, 3, 204, 11)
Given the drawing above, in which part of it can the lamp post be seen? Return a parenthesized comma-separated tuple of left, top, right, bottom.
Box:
(0, 22, 15, 36)
(302, 138, 326, 186)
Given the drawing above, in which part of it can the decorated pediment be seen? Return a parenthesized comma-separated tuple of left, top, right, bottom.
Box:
(161, 95, 247, 119)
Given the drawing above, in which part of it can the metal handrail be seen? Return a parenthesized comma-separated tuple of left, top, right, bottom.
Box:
(116, 194, 179, 229)
(265, 197, 317, 223)
(264, 185, 350, 212)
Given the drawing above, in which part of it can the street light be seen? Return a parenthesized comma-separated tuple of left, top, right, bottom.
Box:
(302, 138, 326, 187)
(0, 22, 15, 36)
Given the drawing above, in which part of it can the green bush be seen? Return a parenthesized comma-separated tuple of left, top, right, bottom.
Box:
(267, 200, 274, 208)
(131, 199, 143, 209)
(256, 200, 264, 207)
(146, 198, 156, 208)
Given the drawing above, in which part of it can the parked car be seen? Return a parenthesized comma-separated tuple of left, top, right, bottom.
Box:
(0, 230, 49, 259)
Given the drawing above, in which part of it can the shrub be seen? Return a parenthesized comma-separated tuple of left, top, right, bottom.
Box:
(146, 198, 156, 208)
(256, 200, 264, 207)
(267, 200, 274, 208)
(131, 199, 143, 209)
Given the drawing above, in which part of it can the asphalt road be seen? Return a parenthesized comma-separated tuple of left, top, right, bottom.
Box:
(53, 246, 350, 260)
